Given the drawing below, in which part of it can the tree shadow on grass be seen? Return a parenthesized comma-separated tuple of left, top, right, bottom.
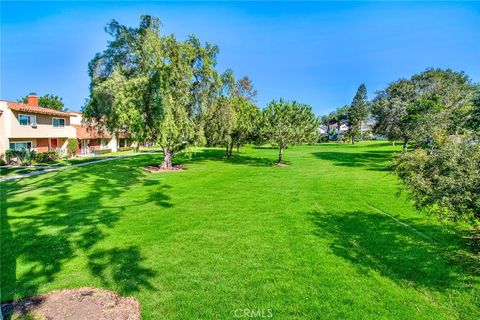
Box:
(87, 246, 157, 295)
(308, 210, 479, 292)
(1, 154, 169, 303)
(312, 150, 396, 171)
(175, 148, 275, 167)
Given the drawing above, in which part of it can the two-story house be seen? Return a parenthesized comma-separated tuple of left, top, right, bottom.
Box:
(0, 93, 77, 159)
(69, 112, 131, 154)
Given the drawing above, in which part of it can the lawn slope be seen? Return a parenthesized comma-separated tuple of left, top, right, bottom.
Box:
(1, 142, 478, 319)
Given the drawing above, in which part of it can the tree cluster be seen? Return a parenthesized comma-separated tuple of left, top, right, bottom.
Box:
(83, 15, 320, 168)
(371, 68, 479, 224)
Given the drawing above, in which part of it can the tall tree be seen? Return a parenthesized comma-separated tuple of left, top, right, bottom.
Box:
(84, 15, 221, 169)
(346, 84, 368, 144)
(19, 94, 66, 111)
(262, 99, 319, 164)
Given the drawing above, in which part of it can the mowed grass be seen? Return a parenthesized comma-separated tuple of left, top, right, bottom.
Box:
(1, 142, 479, 319)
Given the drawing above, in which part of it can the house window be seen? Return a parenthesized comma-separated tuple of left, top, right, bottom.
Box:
(9, 141, 32, 151)
(18, 114, 36, 126)
(52, 118, 65, 127)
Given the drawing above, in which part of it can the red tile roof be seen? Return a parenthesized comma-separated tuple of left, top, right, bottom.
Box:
(72, 124, 112, 139)
(7, 101, 72, 117)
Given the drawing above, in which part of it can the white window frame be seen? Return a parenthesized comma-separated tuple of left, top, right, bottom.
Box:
(52, 117, 66, 128)
(18, 114, 36, 126)
(9, 141, 33, 151)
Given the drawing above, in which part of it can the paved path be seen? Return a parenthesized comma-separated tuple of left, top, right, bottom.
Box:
(1, 153, 147, 182)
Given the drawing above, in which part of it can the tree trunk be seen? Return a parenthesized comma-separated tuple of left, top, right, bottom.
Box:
(160, 148, 173, 169)
(226, 144, 233, 157)
(351, 135, 355, 144)
(402, 139, 408, 153)
(236, 144, 240, 153)
(277, 146, 283, 164)
(392, 141, 396, 147)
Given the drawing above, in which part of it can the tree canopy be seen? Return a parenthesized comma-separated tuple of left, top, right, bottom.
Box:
(262, 99, 319, 163)
(83, 15, 223, 169)
(19, 94, 66, 111)
(372, 68, 477, 151)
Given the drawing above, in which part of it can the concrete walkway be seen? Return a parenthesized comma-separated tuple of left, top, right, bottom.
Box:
(1, 153, 147, 182)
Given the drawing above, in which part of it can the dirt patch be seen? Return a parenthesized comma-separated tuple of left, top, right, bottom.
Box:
(272, 162, 289, 167)
(144, 165, 186, 173)
(1, 287, 140, 320)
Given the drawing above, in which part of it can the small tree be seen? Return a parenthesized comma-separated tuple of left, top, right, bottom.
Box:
(231, 97, 261, 153)
(262, 99, 319, 164)
(67, 138, 79, 157)
(346, 84, 368, 144)
(204, 96, 261, 156)
(204, 97, 236, 156)
(372, 79, 419, 152)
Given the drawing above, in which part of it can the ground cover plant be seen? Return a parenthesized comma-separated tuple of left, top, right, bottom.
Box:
(1, 142, 479, 319)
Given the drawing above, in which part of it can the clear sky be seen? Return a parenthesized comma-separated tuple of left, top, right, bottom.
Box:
(1, 1, 479, 115)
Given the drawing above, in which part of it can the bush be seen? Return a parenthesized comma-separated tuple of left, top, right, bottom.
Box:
(36, 150, 60, 163)
(6, 149, 37, 165)
(118, 147, 134, 152)
(0, 158, 5, 166)
(94, 149, 112, 155)
(394, 138, 480, 223)
(67, 138, 79, 157)
(318, 135, 329, 143)
(5, 149, 17, 163)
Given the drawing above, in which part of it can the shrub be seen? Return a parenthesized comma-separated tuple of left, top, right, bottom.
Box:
(0, 158, 5, 166)
(67, 138, 79, 157)
(36, 150, 60, 163)
(118, 147, 134, 152)
(394, 138, 480, 223)
(318, 135, 329, 143)
(5, 149, 17, 163)
(94, 149, 112, 155)
(7, 149, 37, 165)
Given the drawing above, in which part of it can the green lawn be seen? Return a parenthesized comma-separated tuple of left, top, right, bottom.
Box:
(1, 142, 478, 319)
(0, 148, 158, 177)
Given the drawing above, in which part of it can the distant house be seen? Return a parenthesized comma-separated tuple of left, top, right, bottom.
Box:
(0, 94, 77, 157)
(360, 119, 375, 134)
(318, 125, 328, 135)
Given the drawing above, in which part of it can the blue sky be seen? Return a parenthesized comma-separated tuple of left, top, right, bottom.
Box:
(1, 1, 479, 115)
